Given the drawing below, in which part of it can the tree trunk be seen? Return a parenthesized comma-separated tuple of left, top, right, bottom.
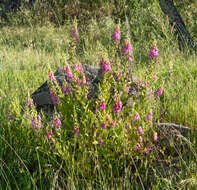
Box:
(159, 0, 196, 52)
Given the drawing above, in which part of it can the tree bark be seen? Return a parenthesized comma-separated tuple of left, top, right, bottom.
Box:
(159, 0, 196, 52)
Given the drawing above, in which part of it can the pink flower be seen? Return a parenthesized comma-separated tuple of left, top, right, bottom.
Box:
(61, 86, 71, 95)
(126, 87, 130, 93)
(136, 145, 140, 151)
(99, 139, 105, 146)
(27, 99, 31, 108)
(128, 56, 133, 63)
(139, 136, 143, 143)
(31, 118, 37, 128)
(111, 27, 120, 44)
(70, 25, 79, 42)
(32, 116, 42, 128)
(133, 113, 140, 120)
(8, 114, 13, 121)
(145, 147, 152, 154)
(46, 130, 53, 139)
(153, 132, 158, 142)
(153, 75, 157, 81)
(80, 78, 86, 87)
(146, 112, 153, 121)
(122, 42, 132, 56)
(63, 65, 73, 80)
(110, 121, 116, 128)
(154, 86, 163, 96)
(99, 100, 106, 111)
(102, 122, 107, 129)
(113, 97, 122, 114)
(48, 71, 55, 81)
(149, 88, 153, 95)
(53, 118, 62, 128)
(149, 46, 158, 59)
(74, 63, 84, 73)
(37, 116, 42, 128)
(74, 128, 80, 136)
(138, 126, 144, 135)
(100, 59, 112, 73)
(49, 90, 58, 104)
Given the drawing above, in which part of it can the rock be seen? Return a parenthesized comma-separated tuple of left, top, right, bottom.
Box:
(31, 64, 140, 113)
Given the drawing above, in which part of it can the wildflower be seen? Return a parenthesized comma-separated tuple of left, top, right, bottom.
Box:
(53, 117, 62, 128)
(153, 75, 157, 81)
(70, 25, 79, 42)
(122, 42, 132, 56)
(99, 139, 105, 146)
(149, 46, 158, 59)
(145, 147, 152, 154)
(133, 113, 140, 120)
(154, 86, 163, 97)
(49, 89, 59, 104)
(102, 122, 107, 129)
(99, 100, 106, 111)
(149, 87, 153, 95)
(153, 132, 158, 142)
(126, 87, 130, 93)
(48, 71, 55, 82)
(63, 65, 73, 80)
(143, 83, 148, 87)
(74, 63, 84, 73)
(27, 99, 31, 108)
(80, 78, 86, 87)
(76, 77, 80, 84)
(46, 130, 53, 139)
(32, 116, 42, 128)
(128, 56, 133, 63)
(62, 86, 71, 95)
(74, 128, 80, 136)
(138, 126, 144, 135)
(8, 114, 13, 121)
(113, 97, 122, 114)
(31, 118, 37, 128)
(110, 121, 116, 128)
(37, 116, 42, 128)
(100, 59, 112, 73)
(111, 26, 120, 44)
(139, 136, 143, 143)
(146, 112, 153, 121)
(136, 145, 140, 151)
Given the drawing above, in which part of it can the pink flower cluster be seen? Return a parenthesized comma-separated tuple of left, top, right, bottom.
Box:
(70, 25, 79, 42)
(74, 128, 80, 136)
(48, 71, 55, 81)
(100, 58, 112, 73)
(63, 65, 73, 80)
(149, 46, 159, 59)
(74, 63, 84, 73)
(53, 117, 62, 128)
(113, 97, 122, 114)
(111, 27, 120, 44)
(49, 89, 58, 104)
(154, 86, 163, 96)
(46, 130, 53, 139)
(99, 100, 106, 111)
(61, 86, 72, 95)
(122, 42, 132, 57)
(32, 116, 42, 128)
